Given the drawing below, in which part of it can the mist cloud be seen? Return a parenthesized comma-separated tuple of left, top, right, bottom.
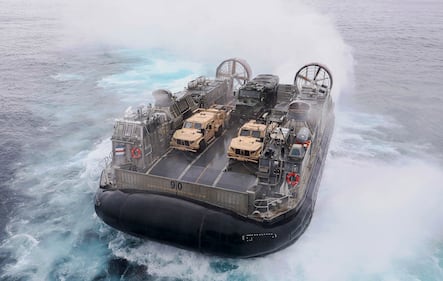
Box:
(61, 0, 354, 95)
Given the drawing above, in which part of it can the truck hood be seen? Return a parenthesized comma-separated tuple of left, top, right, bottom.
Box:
(173, 128, 202, 142)
(230, 136, 262, 151)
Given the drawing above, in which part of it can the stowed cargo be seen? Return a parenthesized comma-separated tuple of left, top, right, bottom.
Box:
(233, 74, 279, 121)
(228, 120, 272, 163)
(170, 105, 232, 152)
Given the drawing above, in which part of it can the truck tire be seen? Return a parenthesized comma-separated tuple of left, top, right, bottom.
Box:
(198, 140, 207, 153)
(215, 126, 223, 137)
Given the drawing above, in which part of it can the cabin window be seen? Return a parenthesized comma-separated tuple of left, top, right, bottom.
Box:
(239, 90, 260, 99)
(124, 124, 133, 137)
(240, 129, 250, 136)
(252, 130, 261, 138)
(116, 123, 124, 136)
(183, 121, 193, 128)
(134, 126, 141, 138)
(290, 148, 301, 157)
(194, 123, 202, 129)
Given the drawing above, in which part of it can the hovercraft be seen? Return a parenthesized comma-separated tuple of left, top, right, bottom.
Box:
(95, 58, 334, 258)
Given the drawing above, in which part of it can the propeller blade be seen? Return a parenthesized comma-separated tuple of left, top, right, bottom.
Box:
(298, 75, 312, 83)
(314, 66, 322, 80)
(313, 77, 330, 82)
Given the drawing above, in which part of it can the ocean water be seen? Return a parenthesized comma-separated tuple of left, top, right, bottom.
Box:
(1, 0, 442, 280)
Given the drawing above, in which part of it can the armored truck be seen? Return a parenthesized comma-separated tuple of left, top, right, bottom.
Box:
(170, 105, 231, 152)
(232, 74, 279, 121)
(227, 120, 268, 163)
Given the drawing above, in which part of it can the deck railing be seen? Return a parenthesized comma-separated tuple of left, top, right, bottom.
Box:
(114, 168, 253, 216)
(253, 196, 290, 218)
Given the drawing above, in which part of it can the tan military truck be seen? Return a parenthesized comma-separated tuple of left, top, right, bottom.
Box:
(170, 105, 230, 152)
(227, 120, 268, 163)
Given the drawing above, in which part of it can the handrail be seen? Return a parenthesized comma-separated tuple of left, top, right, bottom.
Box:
(253, 195, 289, 217)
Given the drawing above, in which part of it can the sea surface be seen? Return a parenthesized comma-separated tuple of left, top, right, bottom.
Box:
(1, 0, 442, 280)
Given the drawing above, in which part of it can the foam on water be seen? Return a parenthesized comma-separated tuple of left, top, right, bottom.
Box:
(97, 56, 207, 100)
(0, 135, 112, 280)
(331, 110, 423, 160)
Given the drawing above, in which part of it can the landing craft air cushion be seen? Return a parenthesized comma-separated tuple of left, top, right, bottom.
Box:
(95, 58, 334, 258)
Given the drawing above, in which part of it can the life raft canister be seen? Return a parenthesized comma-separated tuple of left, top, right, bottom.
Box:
(131, 147, 142, 159)
(286, 172, 300, 187)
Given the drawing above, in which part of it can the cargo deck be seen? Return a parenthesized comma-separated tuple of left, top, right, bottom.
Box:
(147, 125, 257, 192)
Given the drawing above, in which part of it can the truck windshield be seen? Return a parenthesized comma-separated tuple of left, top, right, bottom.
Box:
(252, 130, 261, 138)
(183, 121, 202, 129)
(240, 129, 250, 136)
(183, 121, 193, 128)
(239, 90, 260, 99)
